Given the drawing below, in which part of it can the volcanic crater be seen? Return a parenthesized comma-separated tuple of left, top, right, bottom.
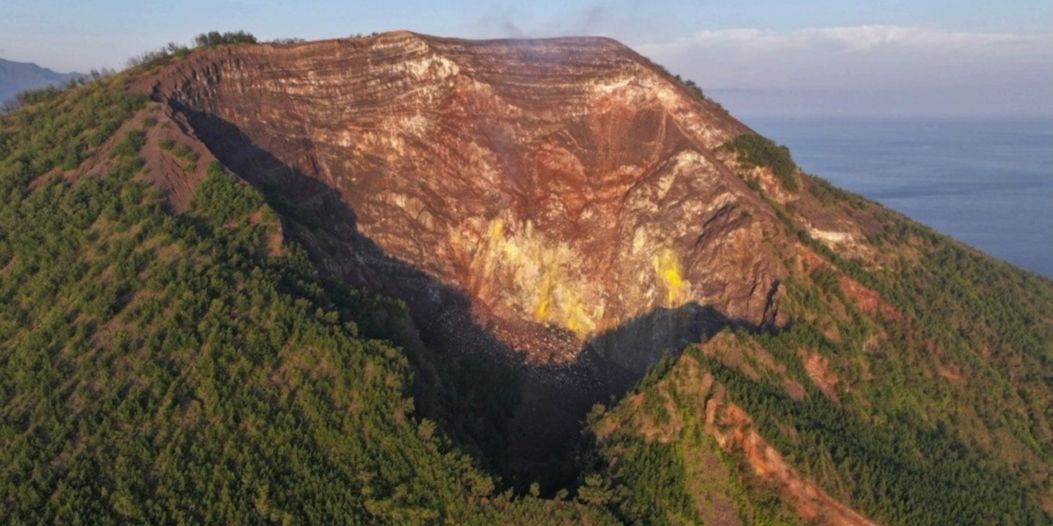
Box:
(139, 30, 810, 460)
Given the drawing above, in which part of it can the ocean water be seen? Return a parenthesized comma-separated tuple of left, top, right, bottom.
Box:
(745, 116, 1053, 278)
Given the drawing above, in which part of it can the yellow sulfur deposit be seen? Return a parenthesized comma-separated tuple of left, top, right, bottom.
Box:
(454, 217, 695, 340)
(534, 273, 552, 319)
(653, 248, 687, 306)
(470, 216, 601, 338)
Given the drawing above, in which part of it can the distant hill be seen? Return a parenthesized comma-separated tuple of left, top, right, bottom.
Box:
(0, 58, 82, 103)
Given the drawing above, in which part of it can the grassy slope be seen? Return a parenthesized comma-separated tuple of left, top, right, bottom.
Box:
(587, 142, 1053, 525)
(0, 76, 618, 525)
(585, 350, 803, 525)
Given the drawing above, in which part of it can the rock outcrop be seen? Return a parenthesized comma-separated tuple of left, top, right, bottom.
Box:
(131, 31, 838, 463)
(143, 31, 792, 373)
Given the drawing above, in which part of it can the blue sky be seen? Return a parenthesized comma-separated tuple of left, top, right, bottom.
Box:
(2, 0, 1051, 115)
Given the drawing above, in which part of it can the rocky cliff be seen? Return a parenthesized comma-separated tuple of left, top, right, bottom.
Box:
(142, 32, 792, 372)
(124, 32, 1053, 523)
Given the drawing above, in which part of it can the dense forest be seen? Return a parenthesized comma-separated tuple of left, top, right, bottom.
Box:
(1, 36, 1052, 525)
(0, 75, 622, 524)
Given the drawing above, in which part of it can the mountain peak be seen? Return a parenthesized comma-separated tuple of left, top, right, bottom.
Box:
(144, 33, 760, 360)
(0, 57, 82, 103)
(130, 34, 836, 463)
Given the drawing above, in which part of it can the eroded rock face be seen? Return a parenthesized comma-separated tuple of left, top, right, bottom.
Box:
(146, 31, 790, 373)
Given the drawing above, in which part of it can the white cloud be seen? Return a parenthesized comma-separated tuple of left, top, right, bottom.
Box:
(802, 25, 1023, 52)
(630, 25, 1053, 115)
(638, 25, 1042, 56)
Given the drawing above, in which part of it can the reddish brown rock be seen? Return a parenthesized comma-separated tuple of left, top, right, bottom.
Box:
(143, 31, 792, 369)
(131, 31, 826, 460)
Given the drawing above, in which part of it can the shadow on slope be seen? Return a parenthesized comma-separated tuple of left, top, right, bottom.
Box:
(168, 103, 762, 488)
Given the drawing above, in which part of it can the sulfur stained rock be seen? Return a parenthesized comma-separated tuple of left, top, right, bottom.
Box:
(145, 31, 792, 372)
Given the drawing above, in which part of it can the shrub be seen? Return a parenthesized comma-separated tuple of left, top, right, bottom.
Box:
(194, 30, 257, 48)
(159, 140, 197, 171)
(189, 161, 264, 224)
(126, 42, 191, 69)
(724, 133, 799, 192)
(110, 130, 146, 159)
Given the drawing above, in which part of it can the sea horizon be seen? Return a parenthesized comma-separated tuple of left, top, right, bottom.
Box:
(744, 114, 1053, 278)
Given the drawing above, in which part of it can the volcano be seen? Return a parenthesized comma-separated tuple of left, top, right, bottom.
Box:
(3, 31, 1051, 525)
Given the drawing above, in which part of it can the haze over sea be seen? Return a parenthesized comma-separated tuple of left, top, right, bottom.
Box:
(747, 116, 1053, 278)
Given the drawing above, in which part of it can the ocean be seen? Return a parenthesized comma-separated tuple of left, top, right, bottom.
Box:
(745, 116, 1053, 278)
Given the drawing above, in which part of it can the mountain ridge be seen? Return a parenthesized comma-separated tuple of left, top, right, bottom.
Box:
(0, 57, 82, 104)
(136, 30, 797, 466)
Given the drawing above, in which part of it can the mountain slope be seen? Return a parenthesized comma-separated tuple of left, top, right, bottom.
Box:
(141, 31, 793, 461)
(1, 32, 1051, 525)
(0, 74, 617, 525)
(0, 58, 81, 104)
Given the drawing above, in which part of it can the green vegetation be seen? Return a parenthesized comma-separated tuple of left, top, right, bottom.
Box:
(586, 297, 1051, 526)
(604, 440, 694, 523)
(582, 353, 802, 526)
(639, 58, 727, 110)
(724, 133, 800, 191)
(190, 161, 265, 224)
(194, 30, 258, 47)
(0, 74, 617, 525)
(698, 331, 1046, 526)
(580, 126, 1053, 525)
(126, 42, 193, 69)
(602, 189, 1053, 525)
(2, 37, 1052, 526)
(109, 129, 146, 159)
(0, 79, 145, 176)
(127, 30, 257, 69)
(158, 138, 199, 172)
